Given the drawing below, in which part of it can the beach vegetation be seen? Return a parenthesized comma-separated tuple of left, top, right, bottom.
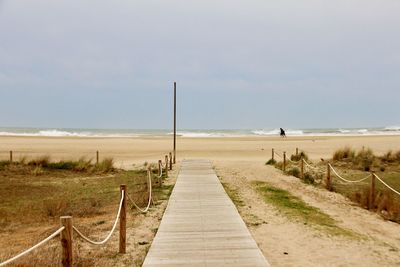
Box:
(287, 167, 300, 178)
(332, 147, 356, 161)
(355, 148, 375, 171)
(94, 157, 114, 172)
(265, 158, 276, 165)
(0, 161, 174, 265)
(290, 151, 309, 161)
(252, 181, 356, 237)
(221, 182, 245, 207)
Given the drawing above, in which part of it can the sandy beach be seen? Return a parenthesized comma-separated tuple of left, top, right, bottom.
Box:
(1, 135, 400, 167)
(1, 134, 400, 266)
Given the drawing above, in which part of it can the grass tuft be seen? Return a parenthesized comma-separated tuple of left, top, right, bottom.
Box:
(95, 158, 114, 172)
(333, 147, 355, 161)
(287, 167, 300, 178)
(265, 158, 276, 165)
(291, 151, 309, 161)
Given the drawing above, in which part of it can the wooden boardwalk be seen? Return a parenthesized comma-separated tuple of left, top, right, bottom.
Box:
(143, 159, 270, 266)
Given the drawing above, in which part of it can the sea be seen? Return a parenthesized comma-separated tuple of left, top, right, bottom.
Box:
(0, 127, 399, 138)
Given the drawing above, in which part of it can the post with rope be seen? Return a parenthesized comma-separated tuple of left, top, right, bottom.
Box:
(301, 159, 304, 180)
(9, 150, 13, 163)
(283, 152, 286, 172)
(165, 155, 168, 178)
(272, 148, 274, 161)
(369, 173, 376, 210)
(169, 152, 172, 170)
(60, 216, 73, 267)
(96, 151, 99, 165)
(119, 185, 126, 254)
(326, 164, 331, 191)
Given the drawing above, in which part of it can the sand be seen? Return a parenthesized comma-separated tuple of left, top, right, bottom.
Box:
(1, 134, 400, 266)
(1, 135, 400, 167)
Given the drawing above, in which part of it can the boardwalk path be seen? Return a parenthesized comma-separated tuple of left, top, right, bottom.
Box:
(143, 160, 270, 266)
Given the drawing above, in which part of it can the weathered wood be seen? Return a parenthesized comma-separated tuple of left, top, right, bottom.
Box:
(119, 184, 126, 254)
(296, 148, 299, 156)
(173, 82, 177, 164)
(326, 164, 332, 191)
(301, 159, 304, 180)
(60, 216, 73, 267)
(169, 152, 173, 170)
(9, 150, 13, 163)
(272, 148, 274, 161)
(369, 173, 376, 210)
(142, 160, 270, 266)
(283, 152, 286, 172)
(96, 151, 99, 165)
(165, 155, 168, 177)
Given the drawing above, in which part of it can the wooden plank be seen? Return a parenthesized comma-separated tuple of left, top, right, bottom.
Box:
(143, 159, 270, 266)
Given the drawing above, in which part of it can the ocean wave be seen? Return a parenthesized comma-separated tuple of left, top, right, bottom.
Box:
(0, 129, 139, 138)
(385, 126, 400, 131)
(252, 129, 304, 136)
(174, 131, 235, 138)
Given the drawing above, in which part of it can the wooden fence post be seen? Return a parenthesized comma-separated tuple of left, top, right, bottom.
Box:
(301, 159, 304, 180)
(119, 185, 126, 254)
(272, 148, 274, 161)
(158, 160, 162, 176)
(169, 152, 172, 170)
(60, 216, 73, 267)
(296, 148, 299, 156)
(369, 173, 376, 210)
(165, 155, 168, 177)
(96, 151, 99, 165)
(283, 152, 286, 172)
(9, 150, 13, 163)
(326, 164, 331, 191)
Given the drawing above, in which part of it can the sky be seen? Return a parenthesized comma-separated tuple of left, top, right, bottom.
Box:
(0, 0, 399, 129)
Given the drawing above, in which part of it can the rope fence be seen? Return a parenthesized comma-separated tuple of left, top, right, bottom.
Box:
(269, 147, 400, 210)
(73, 190, 125, 245)
(0, 152, 177, 267)
(0, 227, 65, 267)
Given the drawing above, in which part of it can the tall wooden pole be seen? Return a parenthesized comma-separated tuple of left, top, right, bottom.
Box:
(173, 82, 177, 164)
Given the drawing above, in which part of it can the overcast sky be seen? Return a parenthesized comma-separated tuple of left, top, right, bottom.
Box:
(0, 0, 399, 129)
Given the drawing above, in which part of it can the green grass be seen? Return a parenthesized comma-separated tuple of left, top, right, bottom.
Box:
(253, 181, 357, 237)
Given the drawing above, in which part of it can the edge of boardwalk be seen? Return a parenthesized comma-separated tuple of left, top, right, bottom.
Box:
(143, 159, 270, 266)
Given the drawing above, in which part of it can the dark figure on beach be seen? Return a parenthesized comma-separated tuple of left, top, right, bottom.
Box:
(280, 128, 286, 138)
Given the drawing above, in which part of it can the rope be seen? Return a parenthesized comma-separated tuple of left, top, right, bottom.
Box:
(329, 164, 371, 183)
(374, 174, 400, 196)
(127, 170, 153, 213)
(73, 191, 124, 245)
(0, 227, 65, 267)
(274, 151, 283, 159)
(303, 159, 322, 171)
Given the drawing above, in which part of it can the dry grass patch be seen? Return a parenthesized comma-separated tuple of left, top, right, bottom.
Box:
(0, 157, 172, 266)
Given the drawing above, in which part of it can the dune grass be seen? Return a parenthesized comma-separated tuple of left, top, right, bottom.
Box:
(0, 157, 173, 266)
(253, 181, 356, 237)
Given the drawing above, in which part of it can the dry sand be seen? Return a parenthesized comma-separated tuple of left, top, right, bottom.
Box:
(1, 135, 400, 266)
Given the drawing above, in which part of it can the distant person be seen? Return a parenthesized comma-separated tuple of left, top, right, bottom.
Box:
(280, 128, 286, 138)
